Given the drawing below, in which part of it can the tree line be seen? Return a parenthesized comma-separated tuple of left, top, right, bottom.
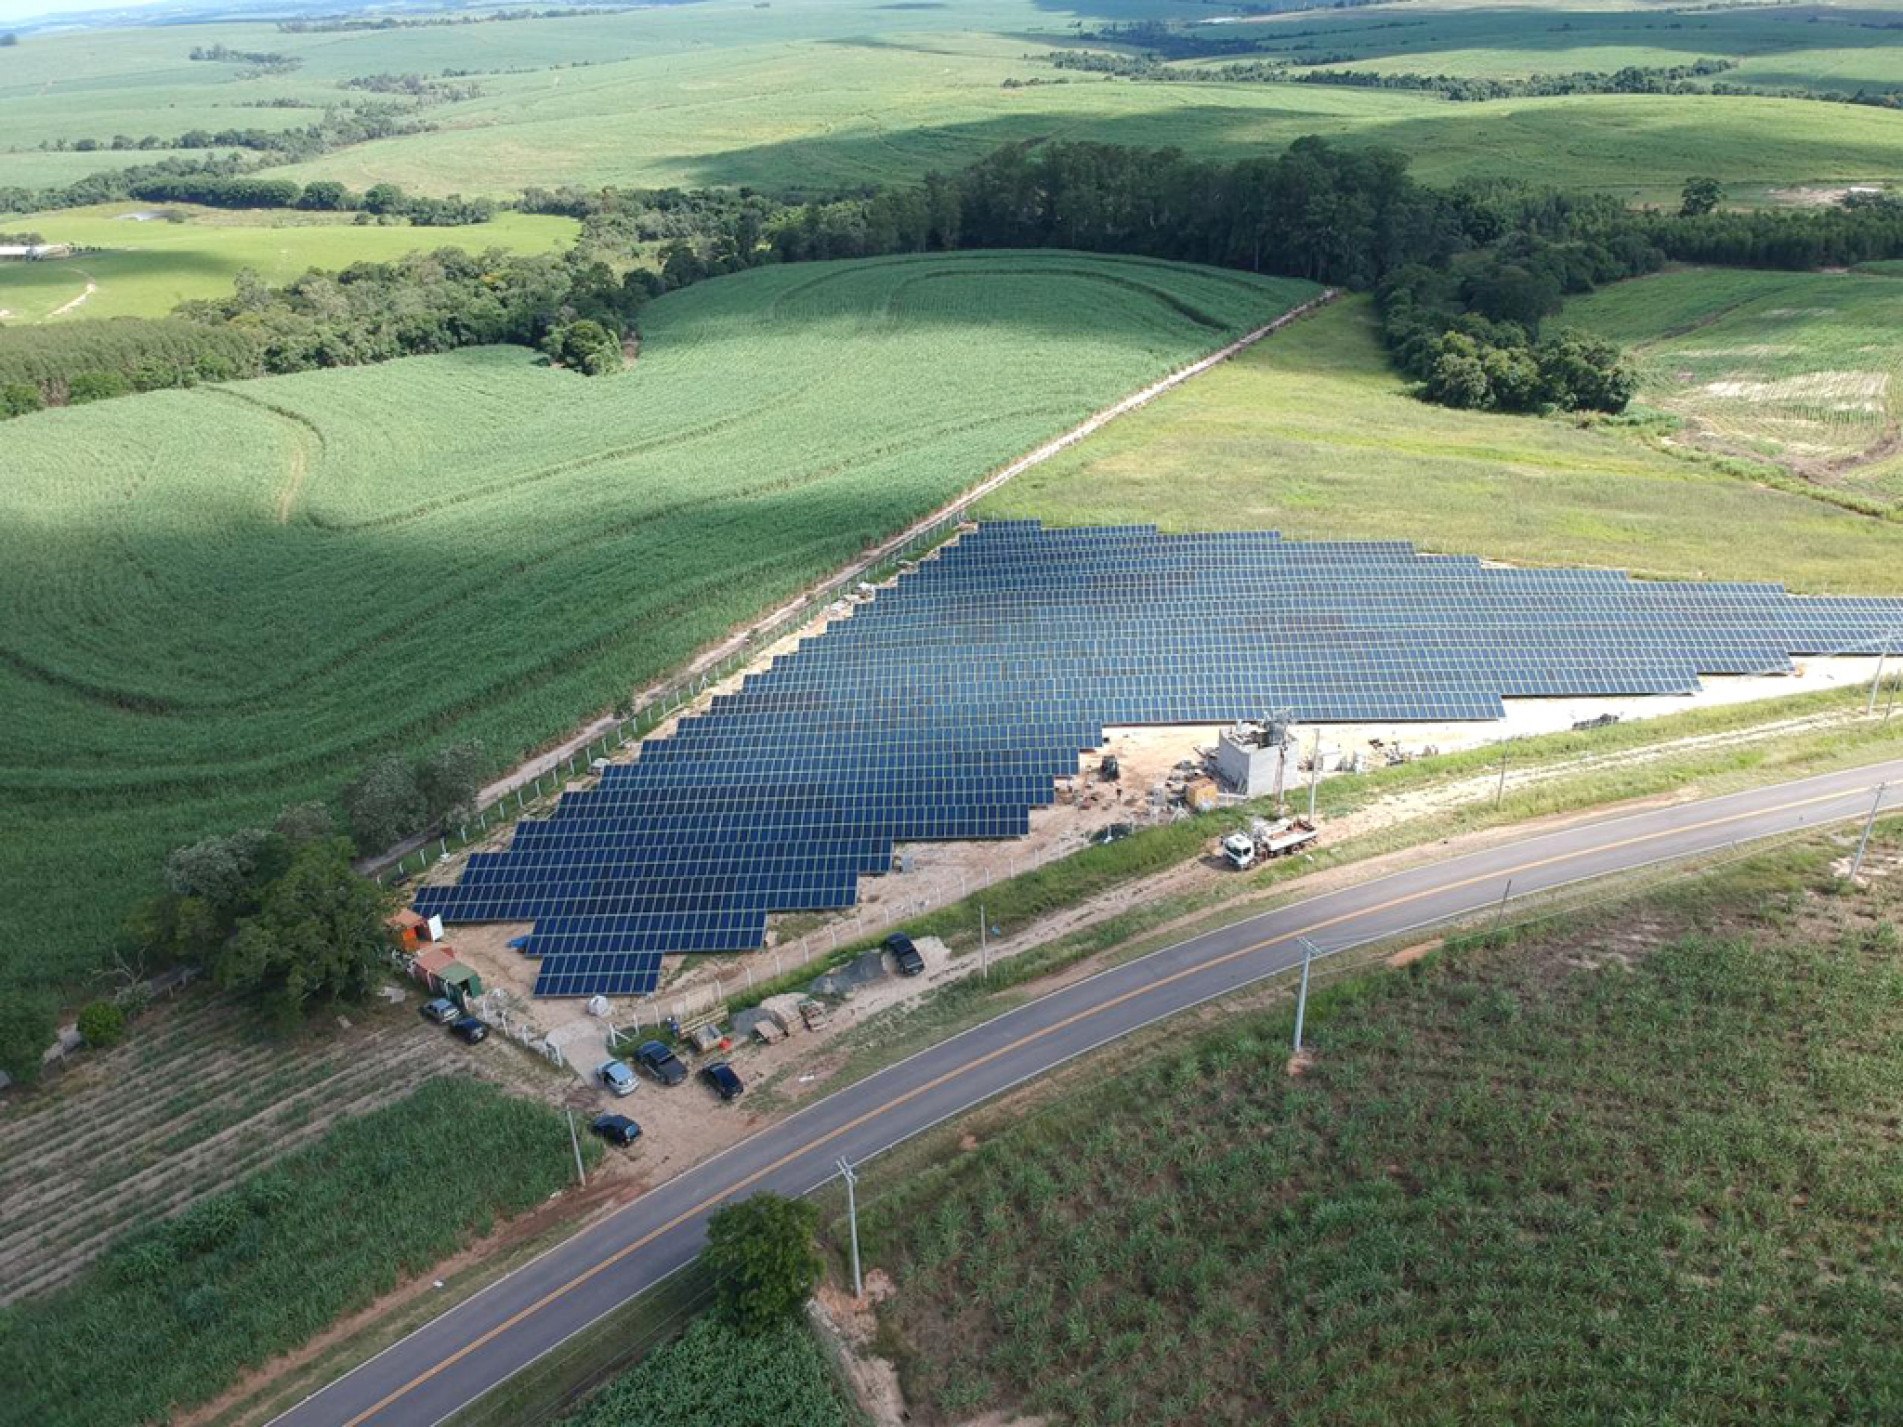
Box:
(1185, 57, 1742, 101)
(121, 173, 494, 226)
(9, 139, 1903, 424)
(277, 3, 660, 31)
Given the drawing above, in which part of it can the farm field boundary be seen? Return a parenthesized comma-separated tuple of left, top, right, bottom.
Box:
(368, 286, 1341, 882)
(0, 252, 1317, 1005)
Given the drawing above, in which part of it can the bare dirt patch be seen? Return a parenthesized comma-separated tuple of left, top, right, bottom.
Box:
(1701, 370, 1888, 411)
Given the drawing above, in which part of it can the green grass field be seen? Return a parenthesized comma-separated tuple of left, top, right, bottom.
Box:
(1204, 0, 1903, 96)
(0, 251, 1312, 998)
(982, 294, 1903, 593)
(4, 0, 1901, 209)
(0, 203, 578, 321)
(0, 1077, 592, 1427)
(864, 835, 1903, 1423)
(1562, 266, 1903, 508)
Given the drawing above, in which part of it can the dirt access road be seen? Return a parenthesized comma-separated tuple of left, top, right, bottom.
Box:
(271, 758, 1903, 1427)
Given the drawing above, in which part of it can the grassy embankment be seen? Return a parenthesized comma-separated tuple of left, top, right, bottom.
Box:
(982, 295, 1903, 590)
(858, 828, 1903, 1424)
(0, 1078, 597, 1427)
(0, 252, 1312, 999)
(1562, 266, 1903, 512)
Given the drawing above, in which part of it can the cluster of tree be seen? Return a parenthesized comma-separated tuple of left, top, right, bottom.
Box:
(130, 174, 306, 208)
(1043, 48, 1159, 77)
(17, 141, 1903, 431)
(1383, 267, 1637, 413)
(542, 317, 623, 374)
(340, 742, 489, 853)
(0, 807, 396, 1081)
(0, 318, 265, 417)
(172, 246, 642, 375)
(187, 43, 301, 73)
(123, 809, 397, 1029)
(279, 3, 659, 31)
(1636, 199, 1903, 268)
(1184, 57, 1740, 100)
(6, 106, 440, 213)
(44, 101, 454, 157)
(121, 172, 494, 225)
(340, 71, 485, 102)
(1071, 20, 1272, 61)
(0, 155, 247, 216)
(5, 238, 654, 420)
(0, 229, 43, 244)
(765, 139, 1442, 288)
(703, 1194, 824, 1335)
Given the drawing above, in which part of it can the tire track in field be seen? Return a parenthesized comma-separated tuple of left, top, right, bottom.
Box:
(201, 387, 329, 526)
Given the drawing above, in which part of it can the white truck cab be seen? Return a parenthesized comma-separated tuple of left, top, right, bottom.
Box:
(1222, 831, 1258, 870)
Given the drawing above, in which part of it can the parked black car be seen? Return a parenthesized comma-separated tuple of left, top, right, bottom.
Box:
(450, 1015, 489, 1044)
(700, 1061, 744, 1101)
(885, 932, 926, 977)
(590, 1113, 642, 1146)
(634, 1040, 688, 1086)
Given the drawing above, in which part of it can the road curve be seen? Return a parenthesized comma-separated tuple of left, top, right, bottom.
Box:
(274, 757, 1901, 1427)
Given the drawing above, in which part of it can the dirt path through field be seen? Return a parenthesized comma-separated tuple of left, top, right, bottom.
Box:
(276, 439, 311, 524)
(48, 271, 96, 318)
(364, 289, 1341, 875)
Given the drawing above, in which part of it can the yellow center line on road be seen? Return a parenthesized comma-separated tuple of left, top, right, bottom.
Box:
(342, 777, 1870, 1426)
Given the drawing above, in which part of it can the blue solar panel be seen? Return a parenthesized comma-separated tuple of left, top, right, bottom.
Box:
(412, 521, 1903, 997)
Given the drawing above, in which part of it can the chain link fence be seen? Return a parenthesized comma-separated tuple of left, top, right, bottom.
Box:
(377, 509, 972, 887)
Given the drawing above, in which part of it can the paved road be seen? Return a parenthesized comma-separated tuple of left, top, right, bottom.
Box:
(275, 758, 1900, 1427)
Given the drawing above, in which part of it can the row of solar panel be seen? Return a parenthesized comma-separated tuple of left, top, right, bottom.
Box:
(416, 521, 1903, 998)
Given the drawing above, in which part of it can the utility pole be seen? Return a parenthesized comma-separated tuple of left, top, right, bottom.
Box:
(978, 904, 989, 980)
(1292, 937, 1316, 1053)
(1307, 731, 1321, 823)
(1493, 877, 1514, 934)
(1849, 782, 1887, 882)
(1869, 641, 1890, 715)
(838, 1157, 863, 1300)
(566, 1109, 586, 1188)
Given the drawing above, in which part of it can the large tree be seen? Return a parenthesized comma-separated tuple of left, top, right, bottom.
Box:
(702, 1194, 823, 1335)
(218, 838, 397, 1026)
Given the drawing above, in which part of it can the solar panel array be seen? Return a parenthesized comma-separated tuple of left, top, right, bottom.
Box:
(415, 521, 1903, 997)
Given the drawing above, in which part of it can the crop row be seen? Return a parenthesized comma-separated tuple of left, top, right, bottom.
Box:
(0, 1077, 595, 1427)
(0, 253, 1313, 998)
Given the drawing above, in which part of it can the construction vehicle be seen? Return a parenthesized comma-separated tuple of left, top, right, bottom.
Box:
(1221, 816, 1318, 870)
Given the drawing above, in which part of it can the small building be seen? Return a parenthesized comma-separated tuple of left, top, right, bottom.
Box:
(437, 961, 483, 1007)
(0, 243, 74, 261)
(409, 943, 458, 991)
(1183, 775, 1222, 813)
(388, 908, 445, 951)
(1214, 721, 1292, 798)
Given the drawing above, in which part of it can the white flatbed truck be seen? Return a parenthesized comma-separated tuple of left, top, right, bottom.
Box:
(1222, 817, 1318, 870)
